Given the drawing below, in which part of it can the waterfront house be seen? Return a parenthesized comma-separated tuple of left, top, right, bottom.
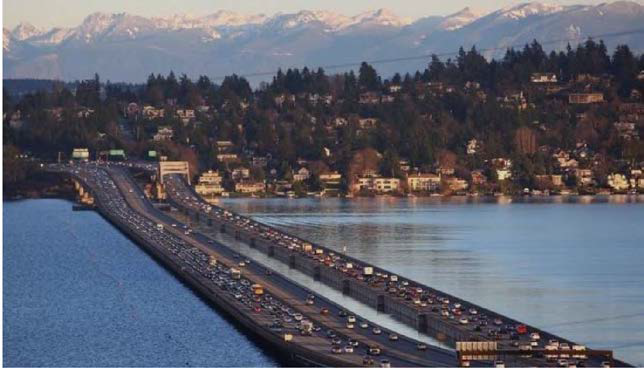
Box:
(407, 173, 441, 192)
(195, 170, 224, 196)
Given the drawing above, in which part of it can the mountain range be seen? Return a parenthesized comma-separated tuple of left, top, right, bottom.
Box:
(4, 1, 644, 83)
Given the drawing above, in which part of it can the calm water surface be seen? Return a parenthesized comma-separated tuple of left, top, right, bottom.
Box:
(3, 199, 279, 367)
(217, 195, 644, 366)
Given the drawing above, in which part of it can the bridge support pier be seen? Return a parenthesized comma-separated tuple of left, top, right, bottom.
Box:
(418, 313, 428, 333)
(289, 254, 296, 268)
(342, 279, 350, 294)
(314, 265, 321, 281)
(377, 294, 385, 312)
(268, 246, 275, 257)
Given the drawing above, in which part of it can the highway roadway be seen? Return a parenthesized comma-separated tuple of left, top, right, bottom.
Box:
(59, 163, 460, 367)
(159, 171, 626, 368)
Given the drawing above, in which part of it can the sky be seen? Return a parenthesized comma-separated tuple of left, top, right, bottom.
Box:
(3, 0, 616, 29)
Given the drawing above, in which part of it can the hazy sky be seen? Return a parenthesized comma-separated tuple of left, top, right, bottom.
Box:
(4, 0, 615, 29)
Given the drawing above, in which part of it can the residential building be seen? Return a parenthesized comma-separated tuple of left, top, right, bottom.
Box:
(195, 170, 224, 196)
(142, 106, 165, 119)
(176, 109, 196, 124)
(407, 173, 441, 192)
(444, 177, 469, 192)
(569, 93, 604, 104)
(575, 169, 594, 186)
(217, 153, 239, 163)
(153, 126, 174, 141)
(232, 167, 250, 181)
(293, 167, 310, 182)
(607, 173, 629, 192)
(235, 180, 265, 193)
(355, 176, 400, 193)
(466, 139, 480, 155)
(531, 72, 558, 83)
(359, 92, 380, 104)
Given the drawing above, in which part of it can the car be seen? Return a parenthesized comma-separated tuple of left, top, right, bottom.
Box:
(380, 359, 391, 368)
(331, 346, 343, 354)
(338, 310, 347, 317)
(305, 299, 314, 305)
(346, 323, 354, 329)
(417, 343, 428, 351)
(601, 362, 611, 368)
(348, 339, 359, 347)
(494, 360, 505, 368)
(347, 315, 356, 323)
(388, 333, 399, 341)
(293, 313, 303, 321)
(362, 356, 375, 366)
(344, 345, 354, 353)
(368, 346, 381, 356)
(459, 317, 469, 325)
(558, 359, 569, 367)
(493, 318, 503, 326)
(331, 337, 342, 345)
(320, 308, 329, 315)
(372, 327, 382, 335)
(360, 321, 369, 329)
(530, 332, 541, 341)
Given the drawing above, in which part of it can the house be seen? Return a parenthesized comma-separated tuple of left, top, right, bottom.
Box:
(358, 118, 378, 129)
(399, 160, 411, 173)
(407, 173, 441, 192)
(575, 169, 594, 186)
(293, 167, 310, 182)
(176, 109, 196, 124)
(251, 156, 268, 168)
(553, 150, 579, 169)
(142, 106, 165, 119)
(443, 177, 469, 192)
(614, 121, 638, 140)
(319, 172, 342, 185)
(195, 170, 225, 196)
(569, 93, 604, 104)
(354, 176, 400, 193)
(232, 167, 250, 181)
(381, 95, 395, 103)
(466, 139, 480, 155)
(531, 72, 558, 83)
(216, 153, 239, 163)
(76, 107, 95, 118)
(471, 170, 487, 185)
(333, 117, 348, 127)
(607, 173, 629, 192)
(359, 92, 380, 104)
(388, 85, 402, 93)
(235, 180, 265, 193)
(153, 126, 174, 141)
(216, 141, 234, 152)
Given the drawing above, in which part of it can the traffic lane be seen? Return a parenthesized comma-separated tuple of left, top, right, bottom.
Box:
(107, 169, 435, 367)
(80, 168, 369, 367)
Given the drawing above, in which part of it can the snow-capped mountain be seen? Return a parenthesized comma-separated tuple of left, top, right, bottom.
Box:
(438, 7, 484, 31)
(4, 2, 644, 82)
(11, 22, 44, 41)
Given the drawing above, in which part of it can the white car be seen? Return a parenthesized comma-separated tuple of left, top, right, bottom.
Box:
(459, 317, 469, 325)
(347, 315, 356, 323)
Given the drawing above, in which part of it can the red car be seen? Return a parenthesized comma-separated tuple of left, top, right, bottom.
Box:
(516, 324, 527, 334)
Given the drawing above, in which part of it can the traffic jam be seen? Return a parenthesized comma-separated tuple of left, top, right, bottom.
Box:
(163, 173, 599, 368)
(64, 165, 439, 367)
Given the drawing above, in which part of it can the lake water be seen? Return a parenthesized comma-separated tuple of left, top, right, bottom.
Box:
(216, 195, 644, 366)
(3, 199, 280, 367)
(4, 196, 644, 366)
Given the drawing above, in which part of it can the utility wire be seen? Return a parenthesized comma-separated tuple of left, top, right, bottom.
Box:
(210, 27, 644, 81)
